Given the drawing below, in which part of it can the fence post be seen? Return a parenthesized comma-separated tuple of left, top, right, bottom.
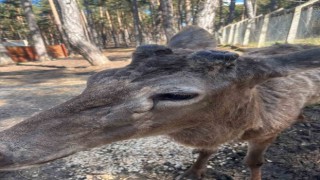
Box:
(233, 22, 241, 45)
(243, 19, 251, 46)
(287, 0, 318, 43)
(222, 27, 227, 44)
(220, 27, 226, 45)
(227, 24, 235, 45)
(258, 14, 270, 47)
(287, 7, 302, 43)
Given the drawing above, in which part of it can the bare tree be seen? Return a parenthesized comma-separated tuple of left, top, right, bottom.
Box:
(55, 0, 110, 66)
(48, 0, 72, 53)
(20, 0, 50, 61)
(105, 7, 120, 48)
(269, 0, 278, 11)
(160, 0, 177, 42)
(218, 0, 224, 27)
(116, 10, 129, 47)
(128, 0, 144, 46)
(177, 0, 184, 30)
(244, 0, 255, 19)
(194, 0, 219, 34)
(150, 0, 164, 43)
(83, 0, 100, 47)
(227, 0, 236, 24)
(185, 0, 192, 25)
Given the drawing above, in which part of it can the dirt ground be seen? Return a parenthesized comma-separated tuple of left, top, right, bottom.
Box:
(0, 48, 319, 180)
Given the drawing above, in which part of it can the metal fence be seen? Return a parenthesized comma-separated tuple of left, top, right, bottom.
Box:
(219, 0, 320, 47)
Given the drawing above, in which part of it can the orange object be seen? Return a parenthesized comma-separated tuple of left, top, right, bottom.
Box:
(5, 46, 38, 62)
(46, 44, 68, 58)
(5, 44, 69, 62)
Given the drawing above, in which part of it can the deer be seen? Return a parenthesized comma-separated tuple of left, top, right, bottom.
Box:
(0, 26, 320, 180)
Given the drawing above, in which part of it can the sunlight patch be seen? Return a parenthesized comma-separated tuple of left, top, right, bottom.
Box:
(86, 174, 116, 180)
(0, 100, 7, 107)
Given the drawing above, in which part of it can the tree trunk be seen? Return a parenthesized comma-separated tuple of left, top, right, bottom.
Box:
(269, 0, 278, 11)
(105, 7, 120, 48)
(177, 0, 184, 30)
(20, 0, 50, 61)
(128, 0, 144, 46)
(121, 11, 132, 44)
(150, 0, 164, 43)
(48, 0, 72, 54)
(78, 8, 92, 42)
(83, 1, 100, 47)
(185, 0, 192, 25)
(227, 0, 236, 24)
(98, 5, 107, 49)
(117, 10, 129, 47)
(244, 0, 255, 19)
(160, 0, 177, 42)
(56, 0, 110, 66)
(218, 0, 224, 27)
(194, 0, 219, 34)
(193, 0, 202, 24)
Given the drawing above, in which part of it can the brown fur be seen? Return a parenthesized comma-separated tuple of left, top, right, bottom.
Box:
(0, 27, 320, 180)
(168, 25, 217, 50)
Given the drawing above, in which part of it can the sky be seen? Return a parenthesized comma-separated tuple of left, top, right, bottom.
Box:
(0, 0, 40, 4)
(224, 0, 245, 5)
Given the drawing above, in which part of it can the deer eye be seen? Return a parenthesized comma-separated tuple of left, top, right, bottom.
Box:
(153, 93, 198, 101)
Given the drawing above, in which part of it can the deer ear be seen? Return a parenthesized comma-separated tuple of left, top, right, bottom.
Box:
(132, 44, 173, 64)
(168, 26, 216, 50)
(237, 48, 320, 86)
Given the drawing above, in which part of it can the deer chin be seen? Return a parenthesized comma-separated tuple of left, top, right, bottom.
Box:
(0, 151, 75, 171)
(0, 141, 86, 172)
(0, 122, 142, 171)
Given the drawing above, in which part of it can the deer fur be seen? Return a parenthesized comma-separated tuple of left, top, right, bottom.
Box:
(0, 26, 320, 180)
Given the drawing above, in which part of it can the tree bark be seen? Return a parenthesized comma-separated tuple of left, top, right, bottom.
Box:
(269, 0, 278, 11)
(83, 1, 100, 47)
(177, 0, 184, 30)
(218, 0, 224, 27)
(98, 5, 107, 48)
(150, 0, 163, 43)
(130, 0, 143, 46)
(128, 0, 144, 46)
(48, 0, 72, 54)
(193, 0, 202, 24)
(244, 0, 255, 19)
(227, 0, 236, 24)
(20, 0, 50, 61)
(78, 8, 92, 43)
(56, 0, 109, 66)
(185, 0, 192, 25)
(121, 11, 132, 44)
(117, 10, 129, 47)
(105, 7, 120, 48)
(194, 0, 219, 34)
(160, 0, 177, 42)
